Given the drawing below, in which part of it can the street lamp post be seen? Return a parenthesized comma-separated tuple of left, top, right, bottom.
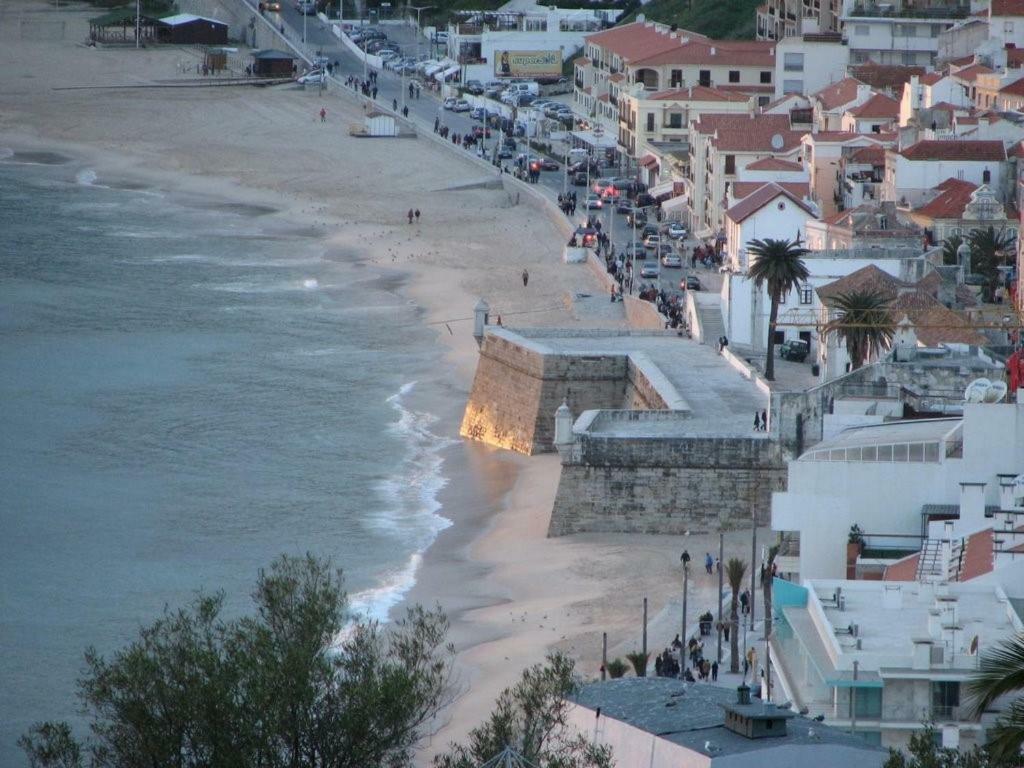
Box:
(680, 562, 689, 677)
(409, 4, 434, 64)
(717, 531, 724, 664)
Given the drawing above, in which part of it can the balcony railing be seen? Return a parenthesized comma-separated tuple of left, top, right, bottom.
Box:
(848, 4, 968, 17)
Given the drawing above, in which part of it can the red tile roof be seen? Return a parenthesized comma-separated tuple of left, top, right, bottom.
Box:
(713, 128, 804, 151)
(716, 83, 776, 93)
(649, 84, 750, 102)
(725, 182, 816, 223)
(584, 22, 704, 62)
(851, 63, 926, 93)
(919, 72, 945, 86)
(1008, 48, 1024, 67)
(847, 144, 886, 164)
(912, 177, 978, 219)
(631, 39, 776, 68)
(813, 77, 864, 110)
(732, 180, 809, 199)
(807, 131, 896, 145)
(999, 75, 1024, 96)
(574, 56, 591, 66)
(898, 139, 1005, 161)
(953, 63, 994, 82)
(991, 0, 1024, 15)
(847, 92, 899, 119)
(949, 54, 975, 66)
(693, 112, 791, 134)
(744, 156, 804, 171)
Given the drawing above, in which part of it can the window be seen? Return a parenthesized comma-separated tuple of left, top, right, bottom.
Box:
(758, 95, 770, 107)
(646, 112, 655, 132)
(729, 70, 740, 83)
(671, 69, 683, 87)
(931, 681, 960, 719)
(983, 169, 991, 184)
(854, 23, 869, 35)
(699, 69, 711, 86)
(1006, 20, 1015, 34)
(725, 154, 736, 174)
(902, 51, 917, 66)
(783, 52, 805, 72)
(783, 79, 804, 94)
(760, 70, 773, 83)
(667, 112, 683, 128)
(800, 285, 813, 304)
(854, 688, 883, 719)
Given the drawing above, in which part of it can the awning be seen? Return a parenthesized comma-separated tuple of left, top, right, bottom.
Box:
(662, 194, 688, 215)
(649, 180, 675, 198)
(639, 153, 659, 169)
(571, 129, 617, 150)
(434, 64, 460, 81)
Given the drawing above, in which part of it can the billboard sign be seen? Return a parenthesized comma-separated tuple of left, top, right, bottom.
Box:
(494, 49, 561, 79)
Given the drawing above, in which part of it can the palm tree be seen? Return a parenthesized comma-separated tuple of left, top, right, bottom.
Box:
(821, 288, 895, 371)
(746, 238, 810, 381)
(941, 233, 963, 266)
(967, 632, 1024, 762)
(968, 226, 1016, 302)
(726, 558, 747, 674)
(761, 544, 780, 640)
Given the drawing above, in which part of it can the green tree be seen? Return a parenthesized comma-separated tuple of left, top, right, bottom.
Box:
(967, 631, 1024, 763)
(434, 653, 613, 768)
(942, 234, 964, 267)
(967, 226, 1015, 302)
(746, 238, 810, 381)
(19, 554, 455, 768)
(883, 723, 1013, 768)
(822, 288, 896, 371)
(625, 651, 650, 677)
(726, 558, 747, 674)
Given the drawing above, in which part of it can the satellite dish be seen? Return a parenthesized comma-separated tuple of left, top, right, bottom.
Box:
(964, 378, 992, 403)
(969, 635, 979, 655)
(770, 133, 784, 151)
(985, 380, 1008, 403)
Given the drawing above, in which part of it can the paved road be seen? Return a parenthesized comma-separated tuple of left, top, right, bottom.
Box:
(255, 6, 719, 304)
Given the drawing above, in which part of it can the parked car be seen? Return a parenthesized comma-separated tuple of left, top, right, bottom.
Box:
(779, 339, 810, 362)
(453, 99, 471, 112)
(661, 254, 682, 268)
(683, 275, 702, 291)
(640, 263, 660, 278)
(667, 222, 688, 239)
(469, 106, 486, 120)
(296, 69, 325, 84)
(258, 0, 281, 10)
(442, 97, 457, 110)
(539, 158, 559, 171)
(465, 79, 484, 95)
(585, 194, 603, 210)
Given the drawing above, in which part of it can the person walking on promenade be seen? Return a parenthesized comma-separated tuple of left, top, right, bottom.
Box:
(740, 589, 749, 615)
(761, 409, 768, 431)
(407, 209, 414, 225)
(414, 209, 420, 222)
(319, 107, 326, 123)
(521, 268, 529, 287)
(680, 549, 691, 569)
(392, 98, 398, 111)
(372, 85, 378, 99)
(711, 660, 719, 681)
(705, 552, 713, 575)
(754, 412, 761, 431)
(402, 105, 409, 118)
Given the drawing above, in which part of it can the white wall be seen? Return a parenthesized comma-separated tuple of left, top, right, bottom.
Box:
(774, 37, 850, 99)
(885, 156, 1006, 207)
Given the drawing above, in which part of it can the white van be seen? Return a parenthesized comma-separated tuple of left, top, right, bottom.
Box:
(502, 81, 539, 97)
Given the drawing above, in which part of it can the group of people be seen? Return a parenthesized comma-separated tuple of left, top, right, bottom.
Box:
(689, 243, 722, 270)
(346, 75, 378, 100)
(753, 409, 769, 432)
(406, 208, 421, 225)
(557, 192, 577, 217)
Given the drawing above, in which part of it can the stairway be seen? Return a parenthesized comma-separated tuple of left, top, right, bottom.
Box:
(696, 297, 725, 346)
(916, 538, 944, 582)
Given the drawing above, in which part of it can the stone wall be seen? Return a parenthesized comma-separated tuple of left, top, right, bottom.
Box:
(549, 430, 786, 535)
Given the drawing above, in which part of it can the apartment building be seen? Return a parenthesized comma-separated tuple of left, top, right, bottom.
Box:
(801, 131, 895, 217)
(683, 113, 803, 236)
(574, 19, 776, 158)
(844, 14, 962, 67)
(883, 139, 1009, 206)
(774, 29, 850, 97)
(772, 578, 1023, 750)
(616, 85, 752, 164)
(756, 0, 844, 40)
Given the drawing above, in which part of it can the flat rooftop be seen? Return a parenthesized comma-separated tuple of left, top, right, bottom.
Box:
(497, 328, 770, 437)
(571, 678, 886, 764)
(806, 579, 1023, 672)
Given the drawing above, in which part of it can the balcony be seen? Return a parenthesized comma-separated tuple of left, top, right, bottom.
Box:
(848, 4, 968, 17)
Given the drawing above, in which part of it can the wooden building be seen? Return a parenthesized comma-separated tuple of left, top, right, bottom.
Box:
(251, 49, 295, 77)
(156, 14, 229, 45)
(89, 8, 159, 43)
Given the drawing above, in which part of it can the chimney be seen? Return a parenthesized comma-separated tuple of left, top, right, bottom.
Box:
(472, 298, 490, 344)
(737, 685, 752, 705)
(997, 474, 1019, 510)
(927, 609, 943, 640)
(912, 639, 932, 670)
(710, 46, 716, 55)
(959, 482, 987, 530)
(553, 401, 574, 455)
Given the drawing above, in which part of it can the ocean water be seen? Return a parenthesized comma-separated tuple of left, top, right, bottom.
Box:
(0, 154, 456, 764)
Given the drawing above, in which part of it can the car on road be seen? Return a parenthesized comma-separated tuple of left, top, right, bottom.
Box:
(296, 69, 326, 85)
(585, 194, 603, 210)
(258, 0, 281, 10)
(572, 171, 588, 186)
(625, 211, 647, 228)
(469, 106, 486, 120)
(655, 243, 675, 258)
(615, 200, 634, 214)
(471, 125, 491, 139)
(497, 145, 514, 159)
(465, 80, 484, 95)
(778, 339, 810, 362)
(453, 99, 471, 112)
(539, 158, 559, 171)
(574, 226, 597, 247)
(643, 233, 662, 249)
(661, 254, 682, 268)
(624, 242, 646, 259)
(682, 275, 701, 291)
(667, 222, 688, 239)
(640, 263, 660, 279)
(592, 177, 615, 195)
(442, 97, 457, 110)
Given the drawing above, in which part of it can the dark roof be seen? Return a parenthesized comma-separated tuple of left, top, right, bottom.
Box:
(571, 679, 887, 764)
(90, 8, 154, 26)
(725, 182, 816, 224)
(898, 140, 1005, 161)
(252, 49, 295, 60)
(850, 63, 926, 93)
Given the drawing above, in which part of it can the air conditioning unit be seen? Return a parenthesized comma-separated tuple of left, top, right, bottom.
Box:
(930, 645, 945, 665)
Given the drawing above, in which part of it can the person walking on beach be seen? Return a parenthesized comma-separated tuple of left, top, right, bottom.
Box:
(407, 209, 414, 225)
(680, 549, 691, 570)
(414, 209, 420, 222)
(521, 268, 529, 287)
(319, 107, 326, 123)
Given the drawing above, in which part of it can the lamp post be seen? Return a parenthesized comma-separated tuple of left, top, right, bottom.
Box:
(717, 531, 724, 664)
(409, 4, 434, 64)
(680, 560, 689, 676)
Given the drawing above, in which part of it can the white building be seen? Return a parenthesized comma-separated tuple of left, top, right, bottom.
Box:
(771, 577, 1024, 751)
(843, 14, 960, 68)
(774, 30, 850, 98)
(898, 72, 971, 127)
(883, 140, 1009, 207)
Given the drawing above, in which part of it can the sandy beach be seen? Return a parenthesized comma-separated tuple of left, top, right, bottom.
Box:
(0, 6, 770, 762)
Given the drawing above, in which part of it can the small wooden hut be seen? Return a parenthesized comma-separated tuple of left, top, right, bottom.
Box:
(155, 13, 229, 45)
(251, 49, 295, 77)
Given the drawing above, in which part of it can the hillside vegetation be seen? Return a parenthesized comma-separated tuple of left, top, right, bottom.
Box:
(625, 0, 759, 39)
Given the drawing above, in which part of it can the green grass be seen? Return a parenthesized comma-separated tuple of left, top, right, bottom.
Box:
(623, 0, 759, 40)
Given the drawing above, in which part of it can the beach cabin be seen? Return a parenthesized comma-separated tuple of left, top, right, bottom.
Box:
(156, 14, 229, 45)
(362, 111, 398, 137)
(251, 49, 295, 77)
(88, 8, 159, 43)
